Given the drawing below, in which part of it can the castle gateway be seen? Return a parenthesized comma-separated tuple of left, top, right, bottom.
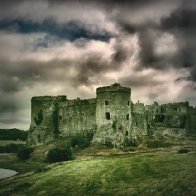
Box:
(28, 83, 196, 147)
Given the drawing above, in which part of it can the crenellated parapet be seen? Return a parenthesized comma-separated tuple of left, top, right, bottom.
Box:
(96, 83, 131, 94)
(32, 95, 67, 102)
(64, 98, 96, 107)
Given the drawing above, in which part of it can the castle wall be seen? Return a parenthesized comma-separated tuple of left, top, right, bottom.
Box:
(58, 98, 96, 136)
(132, 103, 148, 134)
(189, 107, 196, 135)
(28, 84, 196, 146)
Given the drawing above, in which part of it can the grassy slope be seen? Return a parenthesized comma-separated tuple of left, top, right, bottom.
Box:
(0, 154, 48, 174)
(0, 152, 196, 196)
(0, 140, 26, 146)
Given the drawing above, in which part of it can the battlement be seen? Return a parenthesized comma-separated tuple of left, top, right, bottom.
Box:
(32, 95, 67, 102)
(190, 106, 196, 114)
(65, 98, 96, 106)
(96, 83, 131, 94)
(162, 102, 189, 107)
(161, 102, 189, 114)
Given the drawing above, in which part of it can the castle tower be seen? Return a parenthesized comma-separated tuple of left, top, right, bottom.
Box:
(27, 96, 66, 145)
(96, 83, 131, 130)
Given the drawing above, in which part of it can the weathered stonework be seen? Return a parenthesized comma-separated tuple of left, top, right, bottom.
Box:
(27, 83, 196, 147)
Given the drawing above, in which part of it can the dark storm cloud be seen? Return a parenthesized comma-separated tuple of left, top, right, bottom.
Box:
(0, 0, 196, 129)
(112, 43, 129, 64)
(0, 19, 111, 42)
(0, 97, 19, 114)
(119, 75, 162, 88)
(73, 49, 126, 86)
(138, 30, 156, 67)
(0, 44, 124, 95)
(161, 4, 196, 81)
(110, 0, 196, 81)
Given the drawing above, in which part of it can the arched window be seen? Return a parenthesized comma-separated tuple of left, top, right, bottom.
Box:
(105, 112, 111, 120)
(128, 101, 130, 106)
(126, 114, 129, 120)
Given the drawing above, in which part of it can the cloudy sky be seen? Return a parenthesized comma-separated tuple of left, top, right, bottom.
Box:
(0, 0, 195, 129)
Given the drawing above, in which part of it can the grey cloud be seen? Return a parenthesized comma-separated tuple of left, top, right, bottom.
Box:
(119, 74, 163, 88)
(0, 0, 196, 129)
(161, 4, 196, 81)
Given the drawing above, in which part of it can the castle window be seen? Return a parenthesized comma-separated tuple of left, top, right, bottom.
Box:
(125, 131, 128, 136)
(105, 112, 111, 120)
(105, 100, 109, 105)
(38, 135, 41, 143)
(128, 101, 130, 106)
(126, 114, 129, 120)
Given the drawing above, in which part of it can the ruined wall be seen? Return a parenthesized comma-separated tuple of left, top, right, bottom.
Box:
(131, 102, 150, 135)
(58, 98, 96, 136)
(27, 96, 67, 145)
(160, 102, 189, 129)
(189, 107, 196, 135)
(28, 83, 196, 146)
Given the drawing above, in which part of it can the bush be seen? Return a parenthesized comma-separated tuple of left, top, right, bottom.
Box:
(70, 135, 92, 149)
(178, 148, 190, 154)
(17, 146, 34, 160)
(47, 147, 72, 163)
(147, 140, 172, 148)
(0, 144, 25, 153)
(104, 137, 114, 148)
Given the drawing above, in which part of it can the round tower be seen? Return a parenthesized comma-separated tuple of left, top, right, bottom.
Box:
(96, 83, 131, 130)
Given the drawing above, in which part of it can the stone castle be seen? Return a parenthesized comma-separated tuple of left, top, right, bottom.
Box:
(28, 83, 196, 147)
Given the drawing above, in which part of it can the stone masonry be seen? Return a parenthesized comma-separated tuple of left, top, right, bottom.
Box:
(27, 83, 196, 147)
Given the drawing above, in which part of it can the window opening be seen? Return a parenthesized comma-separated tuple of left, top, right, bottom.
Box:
(105, 112, 111, 120)
(105, 100, 109, 105)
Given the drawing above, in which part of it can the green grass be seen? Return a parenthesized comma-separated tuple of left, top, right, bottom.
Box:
(0, 152, 196, 196)
(0, 140, 26, 146)
(0, 154, 48, 174)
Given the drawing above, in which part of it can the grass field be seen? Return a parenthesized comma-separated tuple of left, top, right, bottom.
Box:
(0, 153, 48, 174)
(0, 151, 196, 196)
(0, 140, 26, 146)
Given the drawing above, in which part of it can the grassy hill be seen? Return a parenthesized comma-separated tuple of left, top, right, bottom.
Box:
(0, 150, 196, 195)
(0, 135, 196, 195)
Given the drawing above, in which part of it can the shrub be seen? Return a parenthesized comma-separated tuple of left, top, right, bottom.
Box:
(17, 146, 34, 160)
(178, 148, 190, 154)
(123, 138, 138, 148)
(70, 135, 92, 148)
(104, 137, 114, 148)
(0, 144, 26, 153)
(147, 140, 172, 148)
(47, 147, 72, 163)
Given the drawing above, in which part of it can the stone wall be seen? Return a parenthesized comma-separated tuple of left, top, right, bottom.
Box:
(189, 106, 196, 135)
(27, 96, 66, 145)
(58, 98, 96, 136)
(27, 83, 196, 146)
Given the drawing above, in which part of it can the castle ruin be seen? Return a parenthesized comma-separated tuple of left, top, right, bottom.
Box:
(28, 83, 196, 148)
